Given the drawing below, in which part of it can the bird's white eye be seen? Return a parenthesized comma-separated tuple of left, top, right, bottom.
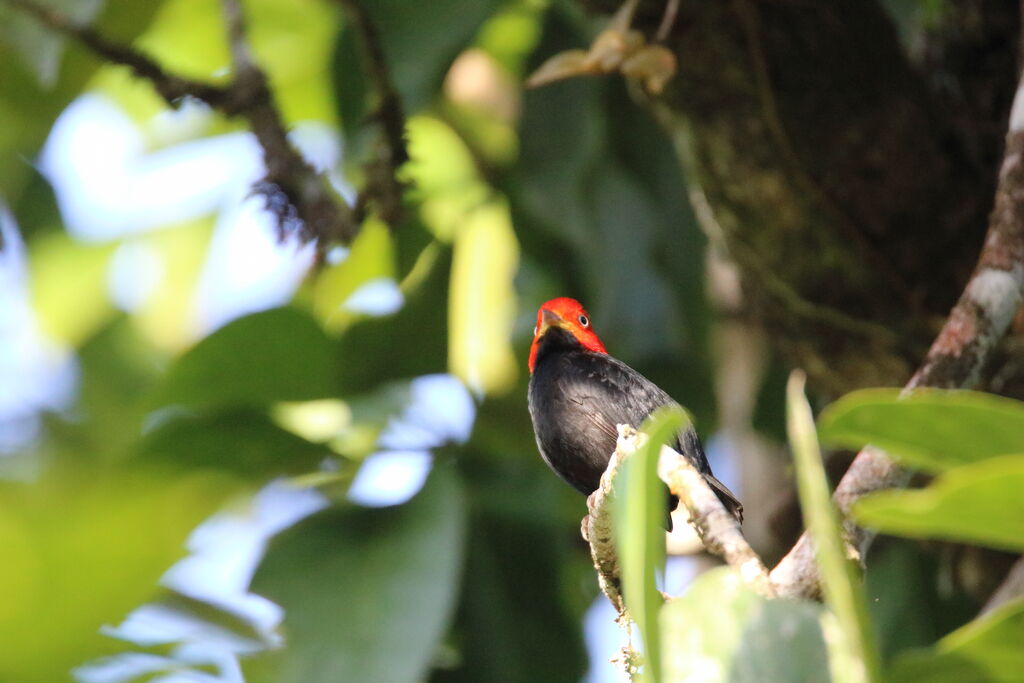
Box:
(533, 325, 538, 336)
(578, 314, 589, 327)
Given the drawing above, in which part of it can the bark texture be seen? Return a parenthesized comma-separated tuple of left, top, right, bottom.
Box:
(588, 0, 1019, 395)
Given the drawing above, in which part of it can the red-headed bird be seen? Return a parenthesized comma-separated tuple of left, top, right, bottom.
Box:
(527, 297, 742, 524)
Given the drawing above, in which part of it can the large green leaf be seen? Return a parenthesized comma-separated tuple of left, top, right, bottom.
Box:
(333, 246, 450, 394)
(660, 568, 830, 683)
(787, 372, 880, 683)
(614, 407, 685, 682)
(0, 466, 238, 682)
(852, 455, 1024, 552)
(246, 465, 466, 683)
(137, 409, 331, 479)
(818, 389, 1024, 472)
(153, 307, 339, 410)
(889, 598, 1024, 683)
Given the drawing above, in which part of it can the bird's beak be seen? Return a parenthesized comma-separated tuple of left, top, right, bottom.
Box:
(536, 308, 564, 337)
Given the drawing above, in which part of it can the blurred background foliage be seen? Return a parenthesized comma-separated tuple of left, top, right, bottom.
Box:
(0, 0, 1021, 681)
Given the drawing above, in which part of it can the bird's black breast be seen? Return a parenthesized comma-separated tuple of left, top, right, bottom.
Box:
(528, 334, 707, 496)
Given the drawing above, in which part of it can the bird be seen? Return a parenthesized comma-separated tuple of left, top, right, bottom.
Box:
(527, 297, 742, 525)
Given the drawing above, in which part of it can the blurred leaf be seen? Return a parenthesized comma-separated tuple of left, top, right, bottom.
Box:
(864, 541, 969, 662)
(787, 372, 880, 683)
(336, 0, 504, 117)
(852, 455, 1024, 552)
(153, 307, 338, 410)
(888, 598, 1024, 683)
(314, 216, 396, 332)
(28, 231, 116, 345)
(448, 201, 519, 395)
(138, 409, 331, 479)
(333, 246, 450, 394)
(247, 465, 466, 683)
(615, 407, 685, 682)
(818, 389, 1024, 472)
(405, 115, 491, 242)
(0, 0, 102, 86)
(0, 0, 163, 200)
(0, 466, 238, 682)
(436, 432, 588, 683)
(660, 567, 830, 682)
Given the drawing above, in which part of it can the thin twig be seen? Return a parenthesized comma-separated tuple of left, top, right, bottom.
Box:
(658, 444, 775, 597)
(6, 0, 358, 245)
(981, 555, 1024, 615)
(335, 0, 409, 227)
(770, 70, 1024, 599)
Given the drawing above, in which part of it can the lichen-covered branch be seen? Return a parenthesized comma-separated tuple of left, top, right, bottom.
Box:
(585, 425, 773, 612)
(658, 444, 774, 597)
(583, 429, 629, 614)
(771, 70, 1024, 599)
(5, 0, 357, 245)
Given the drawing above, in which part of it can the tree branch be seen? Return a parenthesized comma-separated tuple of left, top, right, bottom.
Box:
(335, 0, 409, 227)
(658, 444, 774, 597)
(5, 0, 358, 245)
(770, 69, 1024, 599)
(981, 555, 1024, 615)
(584, 425, 773, 613)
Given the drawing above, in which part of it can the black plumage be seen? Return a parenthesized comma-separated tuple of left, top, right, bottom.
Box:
(528, 325, 743, 523)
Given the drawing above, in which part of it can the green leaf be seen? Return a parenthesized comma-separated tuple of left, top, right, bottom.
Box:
(614, 406, 685, 682)
(313, 216, 396, 333)
(246, 465, 466, 683)
(818, 389, 1024, 472)
(137, 409, 332, 480)
(153, 307, 338, 410)
(889, 598, 1024, 683)
(0, 0, 103, 86)
(0, 466, 239, 682)
(335, 0, 504, 117)
(852, 454, 1024, 552)
(660, 567, 830, 683)
(333, 246, 450, 394)
(448, 201, 520, 395)
(787, 372, 880, 683)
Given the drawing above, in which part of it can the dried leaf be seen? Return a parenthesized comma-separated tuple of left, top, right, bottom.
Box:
(621, 44, 677, 94)
(525, 49, 595, 88)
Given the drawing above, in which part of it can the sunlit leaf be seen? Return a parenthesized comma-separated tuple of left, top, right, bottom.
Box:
(661, 567, 830, 682)
(889, 598, 1024, 683)
(405, 115, 490, 242)
(28, 231, 116, 346)
(334, 246, 450, 395)
(246, 465, 466, 683)
(448, 201, 519, 395)
(0, 466, 239, 682)
(852, 454, 1024, 552)
(313, 216, 396, 333)
(614, 407, 684, 682)
(818, 389, 1024, 472)
(153, 307, 339, 410)
(787, 371, 880, 683)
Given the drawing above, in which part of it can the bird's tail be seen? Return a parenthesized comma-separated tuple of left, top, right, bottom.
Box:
(703, 472, 744, 523)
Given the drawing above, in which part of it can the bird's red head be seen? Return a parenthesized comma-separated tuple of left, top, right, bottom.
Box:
(528, 297, 608, 373)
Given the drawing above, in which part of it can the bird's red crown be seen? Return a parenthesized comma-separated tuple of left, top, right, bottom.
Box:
(528, 297, 608, 373)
